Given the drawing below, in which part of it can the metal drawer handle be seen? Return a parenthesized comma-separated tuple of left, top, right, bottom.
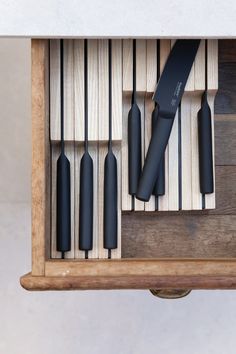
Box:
(150, 289, 191, 299)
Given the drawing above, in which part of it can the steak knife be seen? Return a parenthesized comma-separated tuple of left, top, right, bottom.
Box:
(136, 39, 200, 202)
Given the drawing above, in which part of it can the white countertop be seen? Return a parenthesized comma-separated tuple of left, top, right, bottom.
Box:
(0, 0, 236, 38)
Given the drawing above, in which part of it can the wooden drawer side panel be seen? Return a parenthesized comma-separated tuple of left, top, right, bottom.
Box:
(31, 39, 50, 275)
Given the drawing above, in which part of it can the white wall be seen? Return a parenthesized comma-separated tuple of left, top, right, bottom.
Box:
(0, 39, 31, 202)
(0, 39, 236, 354)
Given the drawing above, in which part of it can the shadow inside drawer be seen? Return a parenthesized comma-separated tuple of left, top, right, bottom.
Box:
(122, 113, 236, 259)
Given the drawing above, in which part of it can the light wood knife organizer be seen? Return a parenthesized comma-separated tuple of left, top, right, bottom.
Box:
(20, 38, 236, 294)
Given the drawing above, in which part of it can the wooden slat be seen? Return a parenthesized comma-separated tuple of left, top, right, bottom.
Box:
(194, 39, 205, 92)
(51, 144, 61, 259)
(204, 41, 217, 209)
(112, 39, 122, 141)
(122, 40, 133, 211)
(65, 144, 75, 258)
(191, 41, 205, 210)
(159, 39, 171, 72)
(74, 39, 85, 142)
(88, 144, 99, 258)
(179, 38, 200, 210)
(20, 272, 236, 291)
(208, 39, 218, 92)
(122, 39, 133, 92)
(185, 43, 195, 92)
(121, 95, 132, 210)
(98, 144, 107, 258)
(133, 40, 146, 210)
(179, 38, 196, 209)
(168, 40, 179, 211)
(32, 39, 49, 275)
(49, 39, 60, 141)
(98, 39, 109, 141)
(74, 144, 84, 259)
(146, 39, 157, 93)
(145, 40, 157, 211)
(50, 39, 74, 141)
(181, 97, 192, 210)
(144, 95, 155, 211)
(168, 111, 179, 210)
(134, 94, 145, 211)
(136, 39, 146, 92)
(205, 93, 216, 209)
(86, 39, 99, 258)
(122, 214, 236, 258)
(111, 144, 122, 259)
(158, 39, 171, 211)
(63, 40, 74, 141)
(98, 39, 109, 258)
(45, 258, 236, 277)
(87, 39, 98, 141)
(191, 95, 202, 209)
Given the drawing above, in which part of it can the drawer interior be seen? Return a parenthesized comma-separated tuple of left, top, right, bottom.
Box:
(45, 39, 236, 260)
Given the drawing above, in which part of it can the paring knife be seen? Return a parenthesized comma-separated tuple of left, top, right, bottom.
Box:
(136, 40, 200, 202)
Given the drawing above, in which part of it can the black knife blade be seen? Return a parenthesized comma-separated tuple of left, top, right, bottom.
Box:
(136, 39, 200, 202)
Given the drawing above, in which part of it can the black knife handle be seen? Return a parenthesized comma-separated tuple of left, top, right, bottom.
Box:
(152, 106, 165, 196)
(128, 102, 142, 196)
(104, 150, 118, 250)
(79, 151, 93, 251)
(56, 153, 71, 252)
(136, 114, 174, 202)
(198, 93, 214, 194)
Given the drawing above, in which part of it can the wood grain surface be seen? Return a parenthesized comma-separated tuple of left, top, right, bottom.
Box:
(20, 272, 236, 291)
(219, 40, 236, 63)
(122, 112, 236, 257)
(122, 214, 236, 258)
(31, 39, 50, 275)
(120, 37, 236, 260)
(27, 39, 236, 291)
(44, 259, 236, 277)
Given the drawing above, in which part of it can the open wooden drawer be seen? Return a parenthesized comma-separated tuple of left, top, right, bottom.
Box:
(20, 39, 236, 294)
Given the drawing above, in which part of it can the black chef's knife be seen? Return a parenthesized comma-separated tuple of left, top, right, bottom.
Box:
(136, 40, 200, 202)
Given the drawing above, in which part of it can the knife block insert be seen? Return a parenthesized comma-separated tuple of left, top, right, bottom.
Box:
(50, 39, 122, 259)
(49, 39, 218, 261)
(21, 39, 236, 293)
(122, 39, 217, 211)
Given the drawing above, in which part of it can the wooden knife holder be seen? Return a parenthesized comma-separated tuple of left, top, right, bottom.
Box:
(20, 39, 236, 294)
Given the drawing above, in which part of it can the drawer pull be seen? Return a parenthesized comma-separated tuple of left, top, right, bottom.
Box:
(149, 289, 191, 299)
